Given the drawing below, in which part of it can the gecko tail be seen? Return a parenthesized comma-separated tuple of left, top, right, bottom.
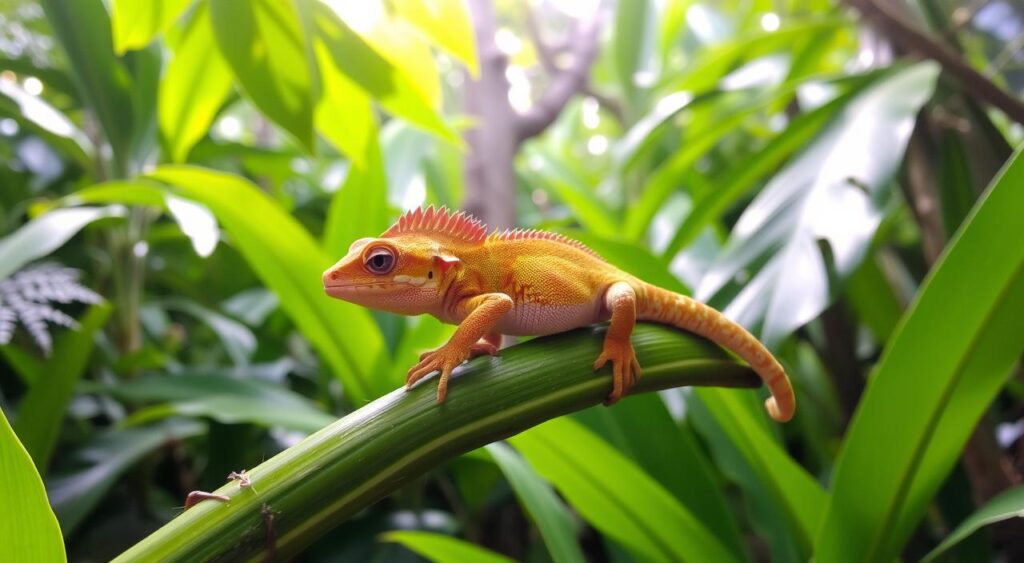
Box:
(637, 283, 795, 422)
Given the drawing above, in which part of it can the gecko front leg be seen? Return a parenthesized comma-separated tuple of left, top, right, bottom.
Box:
(407, 293, 513, 402)
(593, 281, 642, 404)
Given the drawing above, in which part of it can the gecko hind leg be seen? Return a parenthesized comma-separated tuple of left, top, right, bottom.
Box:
(593, 281, 642, 405)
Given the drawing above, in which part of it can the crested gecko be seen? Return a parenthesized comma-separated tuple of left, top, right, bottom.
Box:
(323, 206, 795, 422)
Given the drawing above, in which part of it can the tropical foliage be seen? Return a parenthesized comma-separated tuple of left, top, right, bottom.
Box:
(1, 0, 1023, 561)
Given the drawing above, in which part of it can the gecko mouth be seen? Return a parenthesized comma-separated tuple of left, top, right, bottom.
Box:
(323, 281, 437, 298)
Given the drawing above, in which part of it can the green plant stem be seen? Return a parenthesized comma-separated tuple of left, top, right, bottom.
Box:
(113, 324, 760, 562)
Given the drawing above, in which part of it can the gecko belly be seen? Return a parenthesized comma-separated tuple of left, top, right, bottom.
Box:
(496, 302, 607, 336)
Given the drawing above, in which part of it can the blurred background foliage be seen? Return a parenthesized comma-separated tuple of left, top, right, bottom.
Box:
(0, 0, 1023, 561)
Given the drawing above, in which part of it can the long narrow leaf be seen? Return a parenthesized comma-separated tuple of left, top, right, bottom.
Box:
(815, 145, 1024, 562)
(14, 305, 110, 471)
(144, 166, 385, 404)
(486, 443, 585, 563)
(510, 416, 739, 562)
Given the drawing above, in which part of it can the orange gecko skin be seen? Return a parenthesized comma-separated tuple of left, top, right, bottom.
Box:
(323, 206, 795, 422)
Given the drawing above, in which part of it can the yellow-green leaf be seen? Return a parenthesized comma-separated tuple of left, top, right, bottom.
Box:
(1, 407, 66, 563)
(392, 0, 478, 76)
(209, 0, 317, 150)
(110, 0, 193, 53)
(159, 3, 234, 162)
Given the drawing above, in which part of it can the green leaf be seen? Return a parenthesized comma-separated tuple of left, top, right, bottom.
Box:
(13, 306, 111, 471)
(520, 147, 617, 237)
(146, 166, 385, 404)
(322, 135, 388, 257)
(103, 373, 335, 433)
(40, 0, 135, 172)
(0, 407, 65, 563)
(315, 37, 377, 167)
(392, 0, 478, 76)
(159, 2, 234, 162)
(355, 14, 440, 112)
(209, 0, 317, 150)
(314, 4, 459, 146)
(0, 79, 93, 167)
(111, 324, 760, 561)
(576, 392, 746, 556)
(162, 299, 254, 365)
(485, 443, 585, 563)
(923, 485, 1024, 563)
(49, 420, 204, 536)
(697, 63, 940, 347)
(383, 531, 513, 563)
(0, 206, 125, 281)
(696, 387, 826, 552)
(661, 73, 878, 258)
(110, 0, 193, 53)
(611, 0, 653, 108)
(510, 417, 740, 563)
(815, 145, 1024, 562)
(667, 19, 847, 94)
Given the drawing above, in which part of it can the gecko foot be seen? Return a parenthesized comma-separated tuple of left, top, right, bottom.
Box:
(406, 345, 469, 402)
(593, 339, 642, 405)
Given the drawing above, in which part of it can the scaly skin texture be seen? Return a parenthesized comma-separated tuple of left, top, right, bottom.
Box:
(323, 206, 795, 422)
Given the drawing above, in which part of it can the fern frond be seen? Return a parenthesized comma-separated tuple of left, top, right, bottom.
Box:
(0, 263, 102, 355)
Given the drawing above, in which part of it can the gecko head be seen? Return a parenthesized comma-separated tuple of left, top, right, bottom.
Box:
(322, 236, 460, 315)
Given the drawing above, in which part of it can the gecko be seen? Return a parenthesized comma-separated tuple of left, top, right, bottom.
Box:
(322, 206, 795, 422)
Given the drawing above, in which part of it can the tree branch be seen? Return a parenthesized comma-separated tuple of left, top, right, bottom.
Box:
(847, 0, 1024, 125)
(515, 9, 605, 143)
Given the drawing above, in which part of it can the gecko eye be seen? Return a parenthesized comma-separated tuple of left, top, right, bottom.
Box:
(364, 247, 396, 275)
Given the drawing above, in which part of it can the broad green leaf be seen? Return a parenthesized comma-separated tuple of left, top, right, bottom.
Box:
(662, 75, 874, 258)
(486, 443, 585, 563)
(383, 531, 513, 563)
(14, 306, 111, 471)
(322, 137, 388, 256)
(165, 195, 219, 257)
(352, 14, 440, 111)
(103, 373, 335, 433)
(159, 3, 234, 162)
(697, 63, 940, 347)
(110, 0, 192, 53)
(0, 79, 93, 166)
(696, 387, 826, 551)
(315, 37, 376, 167)
(0, 206, 125, 281)
(146, 166, 385, 404)
(40, 0, 135, 172)
(49, 420, 203, 536)
(210, 0, 317, 150)
(392, 0, 478, 76)
(510, 416, 739, 563)
(314, 4, 459, 145)
(923, 485, 1024, 563)
(815, 145, 1024, 562)
(0, 407, 65, 563)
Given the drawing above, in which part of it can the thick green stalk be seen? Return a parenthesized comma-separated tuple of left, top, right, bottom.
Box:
(114, 324, 760, 562)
